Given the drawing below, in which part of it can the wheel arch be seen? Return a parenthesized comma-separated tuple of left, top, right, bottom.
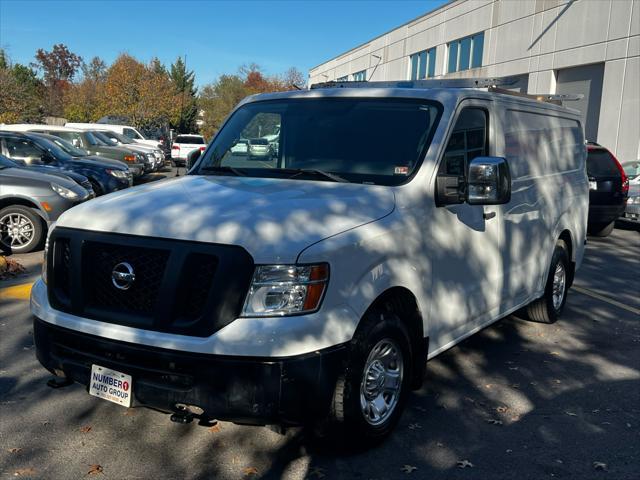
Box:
(358, 286, 427, 390)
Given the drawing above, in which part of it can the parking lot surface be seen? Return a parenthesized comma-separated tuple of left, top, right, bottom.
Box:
(1, 210, 638, 479)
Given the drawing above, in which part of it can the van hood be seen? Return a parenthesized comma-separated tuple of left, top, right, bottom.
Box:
(55, 175, 396, 263)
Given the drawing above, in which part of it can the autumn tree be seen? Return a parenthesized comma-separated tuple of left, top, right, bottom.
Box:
(63, 56, 108, 121)
(96, 54, 179, 129)
(170, 56, 198, 133)
(32, 43, 82, 116)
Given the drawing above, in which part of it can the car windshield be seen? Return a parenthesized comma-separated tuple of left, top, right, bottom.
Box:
(49, 136, 90, 157)
(193, 98, 441, 185)
(92, 131, 118, 146)
(175, 135, 205, 144)
(28, 135, 73, 161)
(86, 131, 108, 146)
(107, 131, 134, 144)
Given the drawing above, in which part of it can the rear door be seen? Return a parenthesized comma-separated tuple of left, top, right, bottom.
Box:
(587, 148, 624, 206)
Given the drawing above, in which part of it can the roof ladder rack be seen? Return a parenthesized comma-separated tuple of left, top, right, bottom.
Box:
(310, 76, 522, 90)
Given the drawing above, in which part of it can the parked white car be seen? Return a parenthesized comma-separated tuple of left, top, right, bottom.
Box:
(31, 81, 588, 445)
(170, 134, 206, 166)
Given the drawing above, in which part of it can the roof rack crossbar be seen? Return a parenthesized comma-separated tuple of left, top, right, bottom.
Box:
(310, 76, 521, 90)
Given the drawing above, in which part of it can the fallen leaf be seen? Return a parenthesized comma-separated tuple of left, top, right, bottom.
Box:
(308, 466, 326, 478)
(14, 468, 36, 476)
(208, 424, 221, 433)
(408, 423, 422, 430)
(41, 421, 50, 426)
(243, 466, 259, 476)
(87, 464, 103, 475)
(564, 411, 578, 417)
(506, 449, 513, 453)
(400, 465, 417, 474)
(555, 459, 564, 464)
(8, 448, 22, 454)
(496, 406, 508, 413)
(80, 425, 92, 433)
(123, 409, 135, 416)
(601, 421, 611, 425)
(553, 379, 562, 384)
(457, 459, 474, 469)
(550, 351, 560, 356)
(486, 419, 503, 425)
(593, 462, 608, 471)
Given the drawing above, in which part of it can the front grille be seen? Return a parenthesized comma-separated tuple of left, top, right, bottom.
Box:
(84, 242, 170, 316)
(47, 228, 255, 337)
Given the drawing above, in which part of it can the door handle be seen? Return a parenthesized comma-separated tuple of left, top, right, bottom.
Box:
(483, 211, 496, 220)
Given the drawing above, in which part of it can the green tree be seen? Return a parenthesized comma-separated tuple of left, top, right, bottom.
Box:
(170, 56, 198, 133)
(198, 74, 248, 140)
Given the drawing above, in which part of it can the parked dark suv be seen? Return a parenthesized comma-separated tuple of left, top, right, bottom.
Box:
(0, 132, 132, 196)
(586, 142, 629, 237)
(0, 154, 90, 253)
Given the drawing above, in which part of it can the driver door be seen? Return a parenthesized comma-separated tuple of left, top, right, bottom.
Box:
(3, 137, 46, 166)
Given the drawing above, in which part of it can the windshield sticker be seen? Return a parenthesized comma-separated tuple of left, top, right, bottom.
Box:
(394, 166, 409, 175)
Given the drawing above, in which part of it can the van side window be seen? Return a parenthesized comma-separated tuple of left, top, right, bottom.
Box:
(441, 108, 487, 176)
(123, 128, 137, 139)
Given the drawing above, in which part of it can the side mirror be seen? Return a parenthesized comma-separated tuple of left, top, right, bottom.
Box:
(467, 156, 511, 205)
(186, 148, 202, 169)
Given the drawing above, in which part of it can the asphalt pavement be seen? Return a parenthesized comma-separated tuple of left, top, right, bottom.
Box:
(0, 204, 638, 479)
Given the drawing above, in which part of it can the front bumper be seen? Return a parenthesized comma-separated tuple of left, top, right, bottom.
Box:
(620, 203, 640, 223)
(34, 318, 347, 425)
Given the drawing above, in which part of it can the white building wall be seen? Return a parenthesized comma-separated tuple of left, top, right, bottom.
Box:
(309, 0, 640, 163)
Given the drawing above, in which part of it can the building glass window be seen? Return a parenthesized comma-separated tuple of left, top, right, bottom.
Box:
(336, 75, 348, 82)
(352, 70, 366, 81)
(409, 47, 436, 80)
(448, 32, 484, 73)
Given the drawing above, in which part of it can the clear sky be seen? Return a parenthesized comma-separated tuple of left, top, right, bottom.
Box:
(0, 0, 447, 86)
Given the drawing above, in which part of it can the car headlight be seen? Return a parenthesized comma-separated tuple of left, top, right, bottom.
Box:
(107, 169, 129, 179)
(627, 196, 639, 205)
(51, 183, 79, 199)
(241, 264, 329, 317)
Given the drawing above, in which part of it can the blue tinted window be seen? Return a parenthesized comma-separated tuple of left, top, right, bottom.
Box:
(352, 70, 366, 81)
(448, 42, 458, 73)
(410, 54, 419, 80)
(459, 37, 471, 71)
(427, 48, 436, 78)
(472, 32, 484, 68)
(418, 51, 427, 79)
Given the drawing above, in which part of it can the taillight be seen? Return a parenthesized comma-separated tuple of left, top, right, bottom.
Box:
(123, 155, 135, 163)
(200, 146, 205, 151)
(610, 151, 629, 195)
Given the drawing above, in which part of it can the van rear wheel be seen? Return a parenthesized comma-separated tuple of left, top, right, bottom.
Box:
(329, 310, 412, 446)
(526, 240, 570, 324)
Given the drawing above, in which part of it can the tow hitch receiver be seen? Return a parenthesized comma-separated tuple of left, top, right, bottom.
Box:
(47, 377, 73, 389)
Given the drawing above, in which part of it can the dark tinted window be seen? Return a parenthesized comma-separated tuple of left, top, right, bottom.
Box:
(175, 135, 205, 144)
(587, 149, 619, 176)
(441, 108, 488, 176)
(249, 138, 269, 145)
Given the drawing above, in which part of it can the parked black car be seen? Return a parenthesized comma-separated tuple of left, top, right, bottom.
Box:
(0, 154, 91, 253)
(586, 142, 629, 237)
(0, 132, 132, 196)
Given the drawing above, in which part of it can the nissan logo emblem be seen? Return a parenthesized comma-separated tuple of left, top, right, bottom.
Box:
(111, 262, 136, 290)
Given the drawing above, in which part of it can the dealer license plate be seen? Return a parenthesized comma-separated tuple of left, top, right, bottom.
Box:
(89, 365, 132, 407)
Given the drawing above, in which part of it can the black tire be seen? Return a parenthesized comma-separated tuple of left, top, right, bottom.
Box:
(329, 310, 412, 446)
(526, 240, 570, 324)
(588, 221, 615, 237)
(0, 205, 44, 254)
(89, 179, 104, 196)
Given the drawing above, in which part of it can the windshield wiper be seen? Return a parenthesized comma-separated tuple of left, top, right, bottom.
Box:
(198, 165, 247, 177)
(285, 169, 349, 183)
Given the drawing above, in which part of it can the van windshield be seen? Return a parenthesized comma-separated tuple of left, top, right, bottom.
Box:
(194, 98, 441, 185)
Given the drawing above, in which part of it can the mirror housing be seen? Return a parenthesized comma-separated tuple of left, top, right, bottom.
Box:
(186, 148, 202, 169)
(436, 174, 465, 206)
(467, 156, 511, 205)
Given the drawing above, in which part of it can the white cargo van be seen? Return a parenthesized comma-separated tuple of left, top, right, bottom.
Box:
(32, 79, 588, 444)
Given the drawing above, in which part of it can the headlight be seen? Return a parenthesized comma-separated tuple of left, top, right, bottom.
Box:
(627, 196, 639, 205)
(51, 183, 79, 199)
(242, 264, 329, 317)
(107, 169, 129, 179)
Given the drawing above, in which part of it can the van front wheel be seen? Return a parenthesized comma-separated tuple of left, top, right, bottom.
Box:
(330, 311, 412, 445)
(526, 240, 570, 324)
